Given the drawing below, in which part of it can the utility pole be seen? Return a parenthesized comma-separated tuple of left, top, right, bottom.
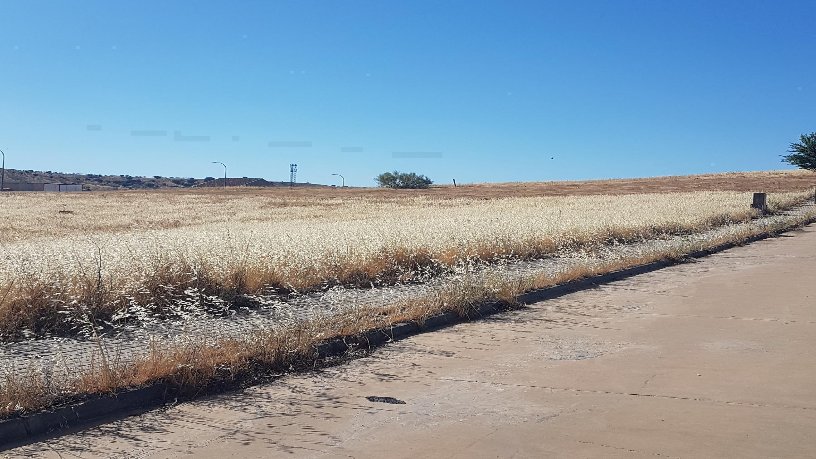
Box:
(331, 173, 345, 187)
(212, 161, 227, 189)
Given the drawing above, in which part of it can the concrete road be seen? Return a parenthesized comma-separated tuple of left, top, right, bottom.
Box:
(8, 226, 816, 458)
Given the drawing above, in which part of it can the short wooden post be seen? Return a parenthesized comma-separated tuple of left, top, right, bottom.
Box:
(751, 192, 767, 213)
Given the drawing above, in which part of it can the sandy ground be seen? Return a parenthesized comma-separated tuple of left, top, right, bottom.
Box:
(7, 226, 816, 458)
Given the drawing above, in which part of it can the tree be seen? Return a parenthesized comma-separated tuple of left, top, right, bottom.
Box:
(782, 132, 816, 170)
(375, 171, 433, 189)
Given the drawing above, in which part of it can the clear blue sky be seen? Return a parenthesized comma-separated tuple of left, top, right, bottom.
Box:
(1, 0, 814, 186)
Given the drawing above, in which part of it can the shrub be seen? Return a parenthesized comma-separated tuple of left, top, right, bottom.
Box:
(375, 171, 433, 189)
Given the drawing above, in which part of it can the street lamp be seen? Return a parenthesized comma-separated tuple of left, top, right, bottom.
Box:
(212, 161, 227, 189)
(331, 173, 345, 187)
(0, 149, 4, 192)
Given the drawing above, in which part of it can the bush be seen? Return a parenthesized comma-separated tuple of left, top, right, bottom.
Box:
(375, 171, 433, 189)
(782, 132, 816, 170)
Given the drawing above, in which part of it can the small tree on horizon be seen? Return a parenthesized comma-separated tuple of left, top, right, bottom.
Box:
(782, 132, 816, 171)
(375, 171, 433, 189)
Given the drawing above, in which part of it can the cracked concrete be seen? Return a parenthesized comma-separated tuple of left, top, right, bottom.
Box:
(6, 226, 816, 458)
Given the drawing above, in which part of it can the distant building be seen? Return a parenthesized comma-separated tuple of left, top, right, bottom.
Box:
(4, 182, 45, 191)
(44, 184, 82, 192)
(4, 183, 83, 192)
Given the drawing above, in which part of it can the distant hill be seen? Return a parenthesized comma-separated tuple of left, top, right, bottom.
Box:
(1, 168, 325, 190)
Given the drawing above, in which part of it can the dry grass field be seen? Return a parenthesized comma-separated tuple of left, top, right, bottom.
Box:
(0, 171, 814, 338)
(0, 170, 815, 421)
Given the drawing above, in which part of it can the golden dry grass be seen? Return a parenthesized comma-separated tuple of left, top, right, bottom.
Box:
(2, 170, 814, 243)
(0, 171, 813, 338)
(0, 171, 814, 418)
(2, 204, 814, 419)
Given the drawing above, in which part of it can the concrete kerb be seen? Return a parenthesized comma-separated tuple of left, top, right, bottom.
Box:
(0, 385, 167, 449)
(2, 217, 814, 449)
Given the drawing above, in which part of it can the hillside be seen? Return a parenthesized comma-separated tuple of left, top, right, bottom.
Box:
(1, 168, 322, 190)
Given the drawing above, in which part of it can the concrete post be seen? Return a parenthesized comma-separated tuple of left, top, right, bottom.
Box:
(751, 192, 767, 214)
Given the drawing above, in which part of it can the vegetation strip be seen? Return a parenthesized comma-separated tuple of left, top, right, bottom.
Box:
(1, 190, 811, 341)
(1, 207, 814, 448)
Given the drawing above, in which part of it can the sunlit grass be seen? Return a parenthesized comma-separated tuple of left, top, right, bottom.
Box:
(2, 204, 814, 419)
(0, 189, 812, 339)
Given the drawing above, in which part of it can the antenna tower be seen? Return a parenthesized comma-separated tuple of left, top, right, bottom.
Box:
(290, 163, 298, 187)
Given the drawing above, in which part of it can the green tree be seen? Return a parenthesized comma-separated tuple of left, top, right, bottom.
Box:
(375, 171, 433, 189)
(782, 132, 816, 170)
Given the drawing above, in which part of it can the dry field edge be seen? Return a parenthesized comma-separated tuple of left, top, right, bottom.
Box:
(2, 207, 815, 449)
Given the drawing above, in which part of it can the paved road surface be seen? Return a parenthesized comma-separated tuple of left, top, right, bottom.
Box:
(7, 226, 816, 458)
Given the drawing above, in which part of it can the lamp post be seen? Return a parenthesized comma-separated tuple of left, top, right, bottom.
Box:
(212, 161, 227, 189)
(0, 149, 4, 192)
(331, 173, 345, 187)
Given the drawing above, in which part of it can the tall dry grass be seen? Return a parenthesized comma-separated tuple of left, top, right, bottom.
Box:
(2, 204, 814, 419)
(0, 190, 813, 339)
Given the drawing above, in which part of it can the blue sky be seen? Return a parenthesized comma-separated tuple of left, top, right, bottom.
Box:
(1, 0, 814, 186)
